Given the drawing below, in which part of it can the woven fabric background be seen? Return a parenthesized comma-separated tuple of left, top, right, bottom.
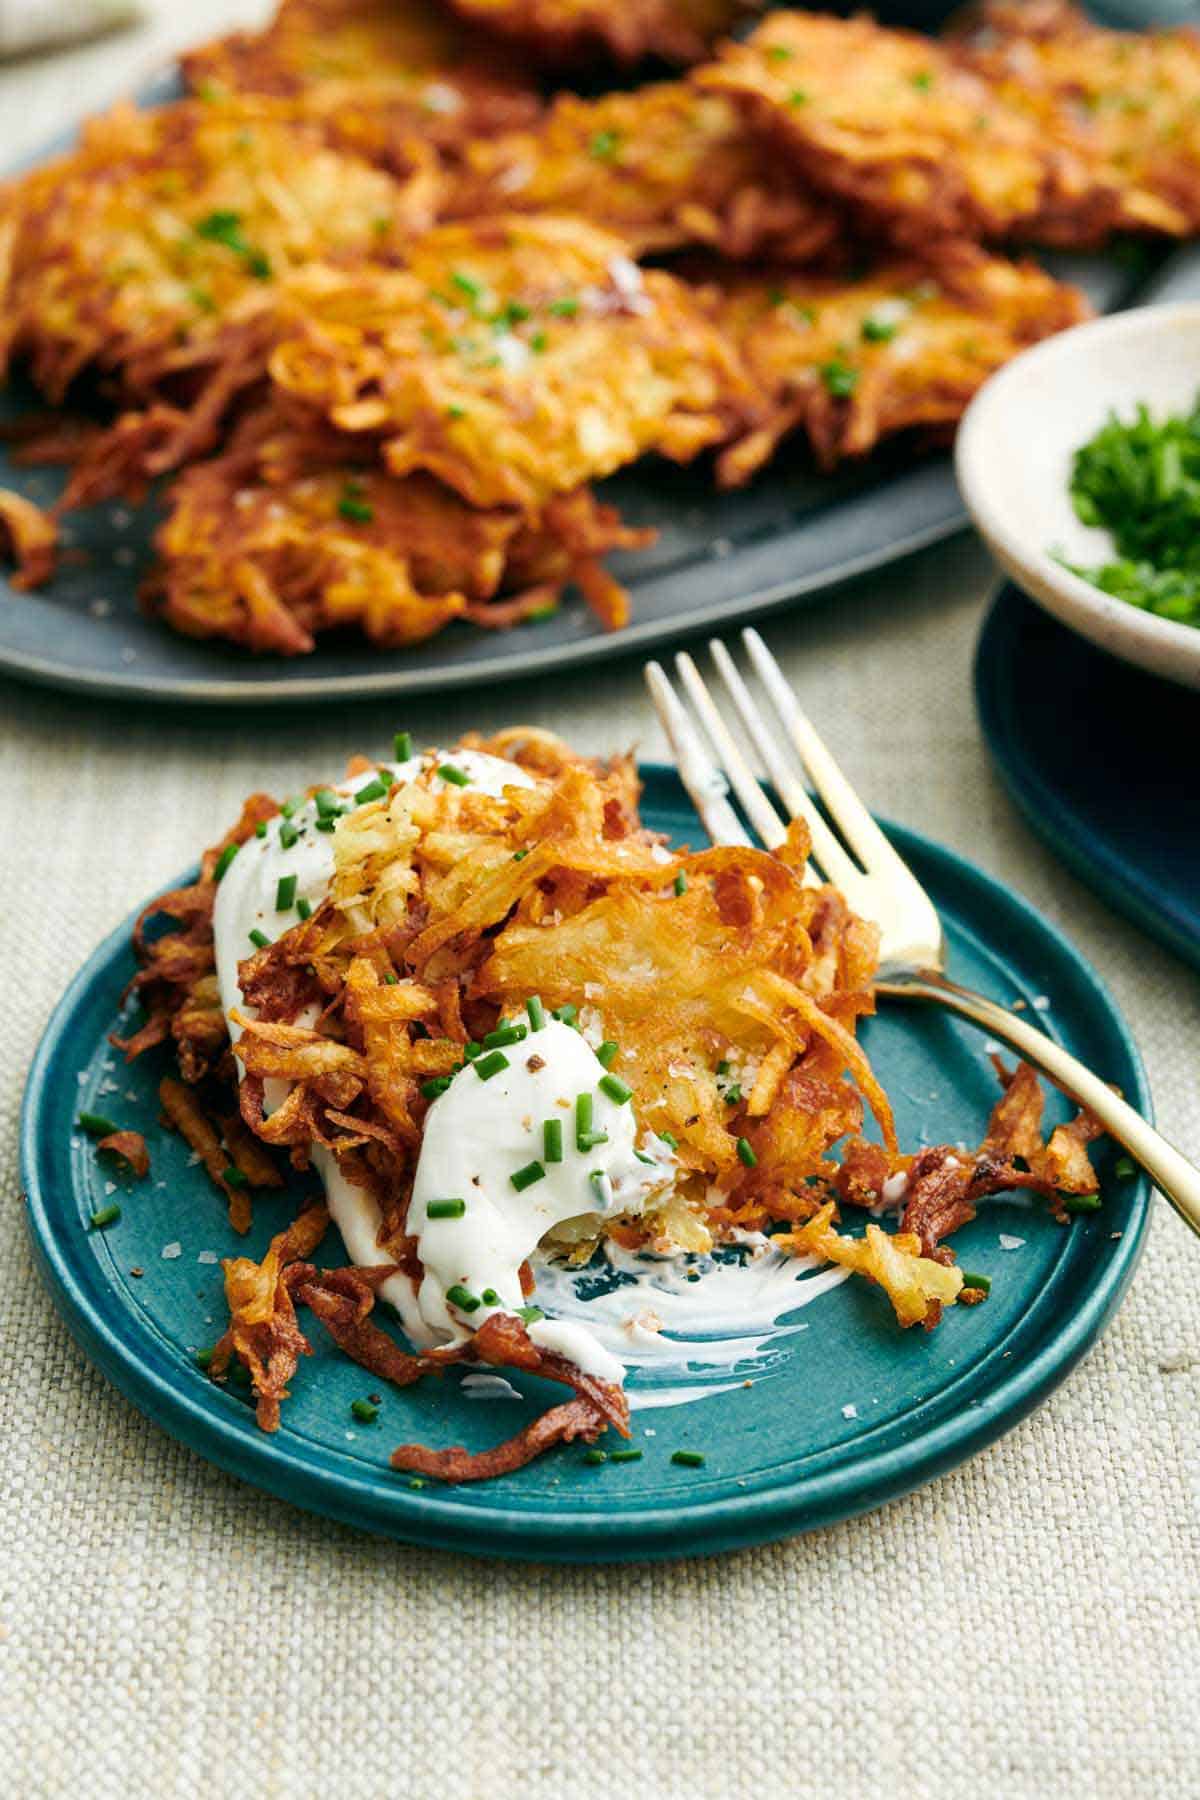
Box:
(1, 8, 1197, 1796)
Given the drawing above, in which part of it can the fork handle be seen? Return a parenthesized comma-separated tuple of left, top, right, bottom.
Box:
(877, 967, 1200, 1240)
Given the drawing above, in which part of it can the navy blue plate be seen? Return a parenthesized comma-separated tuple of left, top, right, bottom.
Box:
(21, 765, 1151, 1560)
(976, 582, 1200, 973)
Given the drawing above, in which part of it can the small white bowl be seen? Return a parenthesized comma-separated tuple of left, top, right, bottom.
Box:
(956, 301, 1200, 691)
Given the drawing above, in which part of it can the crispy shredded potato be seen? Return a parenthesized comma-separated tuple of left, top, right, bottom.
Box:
(709, 248, 1089, 484)
(182, 0, 540, 164)
(445, 0, 747, 67)
(256, 217, 755, 509)
(951, 0, 1200, 239)
(448, 83, 842, 262)
(696, 10, 1118, 248)
(0, 93, 434, 408)
(143, 405, 650, 654)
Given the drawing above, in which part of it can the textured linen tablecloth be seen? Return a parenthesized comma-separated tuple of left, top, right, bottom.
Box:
(1, 8, 1198, 1797)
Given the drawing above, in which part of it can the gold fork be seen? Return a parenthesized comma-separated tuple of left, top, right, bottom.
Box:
(645, 627, 1200, 1239)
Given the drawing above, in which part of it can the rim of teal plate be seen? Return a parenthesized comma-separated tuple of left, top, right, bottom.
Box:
(975, 583, 1200, 975)
(21, 769, 1153, 1562)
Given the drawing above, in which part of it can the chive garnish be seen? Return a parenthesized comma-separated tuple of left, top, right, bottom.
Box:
(611, 1448, 643, 1462)
(88, 1204, 121, 1230)
(1114, 1156, 1136, 1177)
(280, 795, 300, 818)
(596, 1041, 619, 1068)
(214, 843, 239, 881)
(426, 1197, 466, 1219)
(575, 1091, 594, 1151)
(1064, 1193, 1103, 1213)
(581, 1448, 608, 1465)
(511, 1160, 545, 1192)
(549, 297, 579, 317)
(446, 1283, 481, 1312)
(78, 1111, 118, 1138)
(516, 1304, 544, 1324)
(275, 874, 297, 912)
(660, 1131, 679, 1150)
(481, 1288, 500, 1306)
(437, 763, 470, 786)
(554, 1003, 578, 1027)
(279, 821, 300, 849)
(961, 1271, 991, 1294)
(354, 777, 388, 805)
(248, 928, 270, 950)
(314, 787, 340, 818)
(819, 359, 859, 398)
(296, 897, 312, 921)
(421, 1076, 452, 1100)
(450, 269, 482, 301)
(671, 1449, 706, 1468)
(338, 490, 374, 524)
(222, 1165, 248, 1188)
(484, 1022, 527, 1048)
(543, 1118, 563, 1163)
(599, 1074, 632, 1105)
(315, 818, 337, 833)
(862, 314, 899, 344)
(351, 1398, 379, 1423)
(673, 872, 687, 896)
(255, 820, 268, 838)
(736, 1137, 757, 1168)
(526, 995, 546, 1031)
(196, 1347, 214, 1369)
(464, 1042, 483, 1060)
(473, 1049, 510, 1081)
(394, 730, 412, 761)
(513, 848, 530, 862)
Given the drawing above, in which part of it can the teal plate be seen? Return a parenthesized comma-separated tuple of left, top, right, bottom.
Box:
(21, 766, 1152, 1561)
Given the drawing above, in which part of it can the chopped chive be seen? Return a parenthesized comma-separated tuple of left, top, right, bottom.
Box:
(354, 777, 388, 805)
(484, 1022, 527, 1048)
(516, 1304, 544, 1324)
(549, 297, 579, 317)
(426, 1197, 466, 1219)
(789, 87, 809, 106)
(659, 1131, 679, 1150)
(581, 1448, 608, 1465)
(481, 1288, 500, 1306)
(437, 763, 470, 786)
(543, 1118, 563, 1163)
(590, 1170, 611, 1201)
(862, 314, 899, 343)
(279, 821, 300, 849)
(195, 1347, 214, 1369)
(911, 68, 934, 90)
(221, 1165, 248, 1189)
(447, 404, 467, 420)
(589, 129, 621, 160)
(1114, 1156, 1136, 1178)
(1064, 1193, 1103, 1214)
(671, 1449, 706, 1468)
(596, 1041, 619, 1068)
(296, 896, 312, 921)
(280, 794, 301, 818)
(473, 1049, 510, 1081)
(526, 995, 546, 1031)
(421, 1076, 453, 1100)
(314, 787, 340, 818)
(575, 1091, 594, 1151)
(512, 848, 530, 862)
(611, 1447, 643, 1462)
(255, 820, 269, 838)
(338, 493, 374, 524)
(248, 928, 270, 950)
(213, 843, 239, 881)
(393, 730, 413, 761)
(511, 1160, 545, 1192)
(464, 1042, 483, 1061)
(408, 1477, 426, 1489)
(450, 268, 482, 301)
(724, 1085, 743, 1106)
(275, 873, 297, 912)
(673, 872, 687, 896)
(766, 42, 792, 60)
(446, 1283, 480, 1312)
(635, 1150, 654, 1165)
(315, 817, 337, 833)
(961, 1271, 991, 1294)
(78, 1111, 119, 1138)
(599, 1073, 633, 1106)
(529, 330, 547, 353)
(351, 1398, 379, 1423)
(736, 1137, 757, 1168)
(383, 973, 399, 985)
(554, 1003, 578, 1027)
(88, 1204, 121, 1230)
(819, 359, 859, 398)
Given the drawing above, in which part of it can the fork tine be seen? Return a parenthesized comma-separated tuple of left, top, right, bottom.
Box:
(707, 638, 863, 892)
(673, 651, 787, 849)
(742, 627, 918, 881)
(644, 661, 751, 847)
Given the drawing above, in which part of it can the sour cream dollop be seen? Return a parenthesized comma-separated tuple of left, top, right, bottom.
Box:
(211, 748, 673, 1382)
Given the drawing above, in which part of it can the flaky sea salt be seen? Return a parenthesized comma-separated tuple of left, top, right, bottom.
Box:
(998, 1233, 1025, 1251)
(841, 1403, 859, 1420)
(161, 1241, 182, 1260)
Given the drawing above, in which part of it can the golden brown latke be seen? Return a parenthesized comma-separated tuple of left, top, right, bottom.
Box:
(146, 405, 650, 654)
(261, 216, 756, 510)
(951, 0, 1200, 238)
(182, 0, 541, 165)
(696, 10, 1118, 249)
(447, 81, 842, 262)
(0, 92, 434, 406)
(709, 247, 1089, 485)
(444, 0, 749, 67)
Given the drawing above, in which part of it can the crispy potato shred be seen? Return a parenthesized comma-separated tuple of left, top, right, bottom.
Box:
(117, 734, 1104, 1479)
